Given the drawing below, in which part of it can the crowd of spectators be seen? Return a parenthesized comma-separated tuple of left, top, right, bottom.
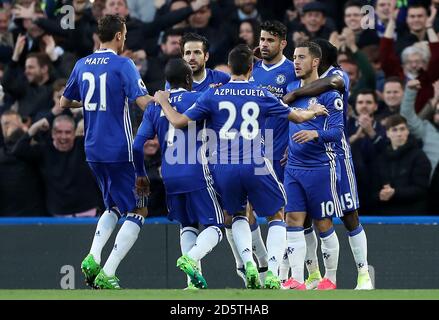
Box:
(0, 0, 438, 217)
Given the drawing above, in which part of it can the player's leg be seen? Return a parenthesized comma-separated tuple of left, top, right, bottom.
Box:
(81, 162, 120, 287)
(213, 163, 259, 289)
(307, 165, 343, 290)
(339, 158, 373, 289)
(246, 202, 268, 281)
(282, 168, 307, 289)
(177, 188, 224, 289)
(246, 159, 287, 289)
(303, 214, 322, 290)
(167, 193, 199, 289)
(313, 218, 339, 290)
(95, 162, 148, 289)
(223, 211, 246, 285)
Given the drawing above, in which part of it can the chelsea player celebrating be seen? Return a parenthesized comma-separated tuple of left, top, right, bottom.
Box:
(154, 44, 328, 289)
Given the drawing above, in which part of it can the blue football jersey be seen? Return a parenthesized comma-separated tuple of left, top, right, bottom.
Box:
(249, 56, 297, 160)
(321, 66, 352, 159)
(165, 68, 231, 92)
(184, 80, 292, 164)
(136, 89, 210, 194)
(286, 80, 344, 169)
(63, 49, 148, 163)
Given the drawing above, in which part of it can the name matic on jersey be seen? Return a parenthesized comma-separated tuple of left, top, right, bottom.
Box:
(214, 88, 266, 97)
(85, 57, 110, 65)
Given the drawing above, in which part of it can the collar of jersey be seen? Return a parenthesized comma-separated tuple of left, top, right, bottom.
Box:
(193, 69, 207, 84)
(320, 66, 335, 79)
(229, 80, 249, 83)
(95, 48, 117, 55)
(261, 55, 286, 71)
(169, 88, 187, 93)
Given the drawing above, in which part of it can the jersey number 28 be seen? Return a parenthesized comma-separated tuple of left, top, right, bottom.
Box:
(219, 101, 260, 140)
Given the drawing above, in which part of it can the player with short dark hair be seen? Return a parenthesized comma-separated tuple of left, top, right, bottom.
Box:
(282, 41, 344, 290)
(61, 14, 152, 289)
(133, 58, 224, 289)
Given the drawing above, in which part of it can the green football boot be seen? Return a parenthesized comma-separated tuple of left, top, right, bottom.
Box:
(81, 254, 101, 288)
(264, 270, 281, 289)
(245, 261, 261, 289)
(93, 270, 121, 289)
(177, 254, 208, 289)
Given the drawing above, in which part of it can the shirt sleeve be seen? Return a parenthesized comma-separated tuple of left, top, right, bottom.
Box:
(63, 63, 81, 101)
(183, 91, 211, 121)
(133, 106, 156, 177)
(264, 91, 293, 118)
(317, 91, 344, 143)
(121, 58, 148, 103)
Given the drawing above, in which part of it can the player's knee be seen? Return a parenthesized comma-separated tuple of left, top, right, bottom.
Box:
(313, 218, 334, 233)
(341, 210, 360, 232)
(285, 212, 305, 227)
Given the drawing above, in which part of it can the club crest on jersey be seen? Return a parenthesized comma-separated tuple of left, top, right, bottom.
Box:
(308, 97, 318, 106)
(276, 74, 286, 85)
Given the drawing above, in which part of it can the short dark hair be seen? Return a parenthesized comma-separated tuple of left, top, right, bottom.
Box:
(26, 52, 52, 69)
(312, 38, 338, 68)
(181, 32, 210, 54)
(384, 76, 404, 88)
(344, 0, 365, 11)
(228, 44, 253, 75)
(97, 15, 126, 43)
(407, 4, 428, 15)
(295, 41, 322, 60)
(384, 114, 408, 130)
(165, 58, 193, 88)
(356, 88, 378, 103)
(260, 20, 287, 40)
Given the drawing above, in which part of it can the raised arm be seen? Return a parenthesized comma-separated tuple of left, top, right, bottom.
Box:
(283, 75, 344, 104)
(154, 90, 191, 129)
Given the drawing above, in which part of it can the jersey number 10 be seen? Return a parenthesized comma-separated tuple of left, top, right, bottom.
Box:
(82, 72, 107, 111)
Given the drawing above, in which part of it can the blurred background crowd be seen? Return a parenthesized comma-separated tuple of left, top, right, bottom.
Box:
(0, 0, 438, 217)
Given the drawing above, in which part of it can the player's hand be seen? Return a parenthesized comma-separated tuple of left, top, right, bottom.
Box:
(209, 82, 224, 88)
(292, 130, 319, 144)
(308, 104, 329, 117)
(28, 118, 50, 137)
(135, 176, 150, 197)
(153, 90, 170, 106)
(407, 79, 421, 91)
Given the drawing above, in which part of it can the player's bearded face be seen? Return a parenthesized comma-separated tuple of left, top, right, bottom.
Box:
(259, 31, 282, 62)
(183, 42, 207, 75)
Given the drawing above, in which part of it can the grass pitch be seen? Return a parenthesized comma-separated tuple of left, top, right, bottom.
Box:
(0, 289, 438, 300)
